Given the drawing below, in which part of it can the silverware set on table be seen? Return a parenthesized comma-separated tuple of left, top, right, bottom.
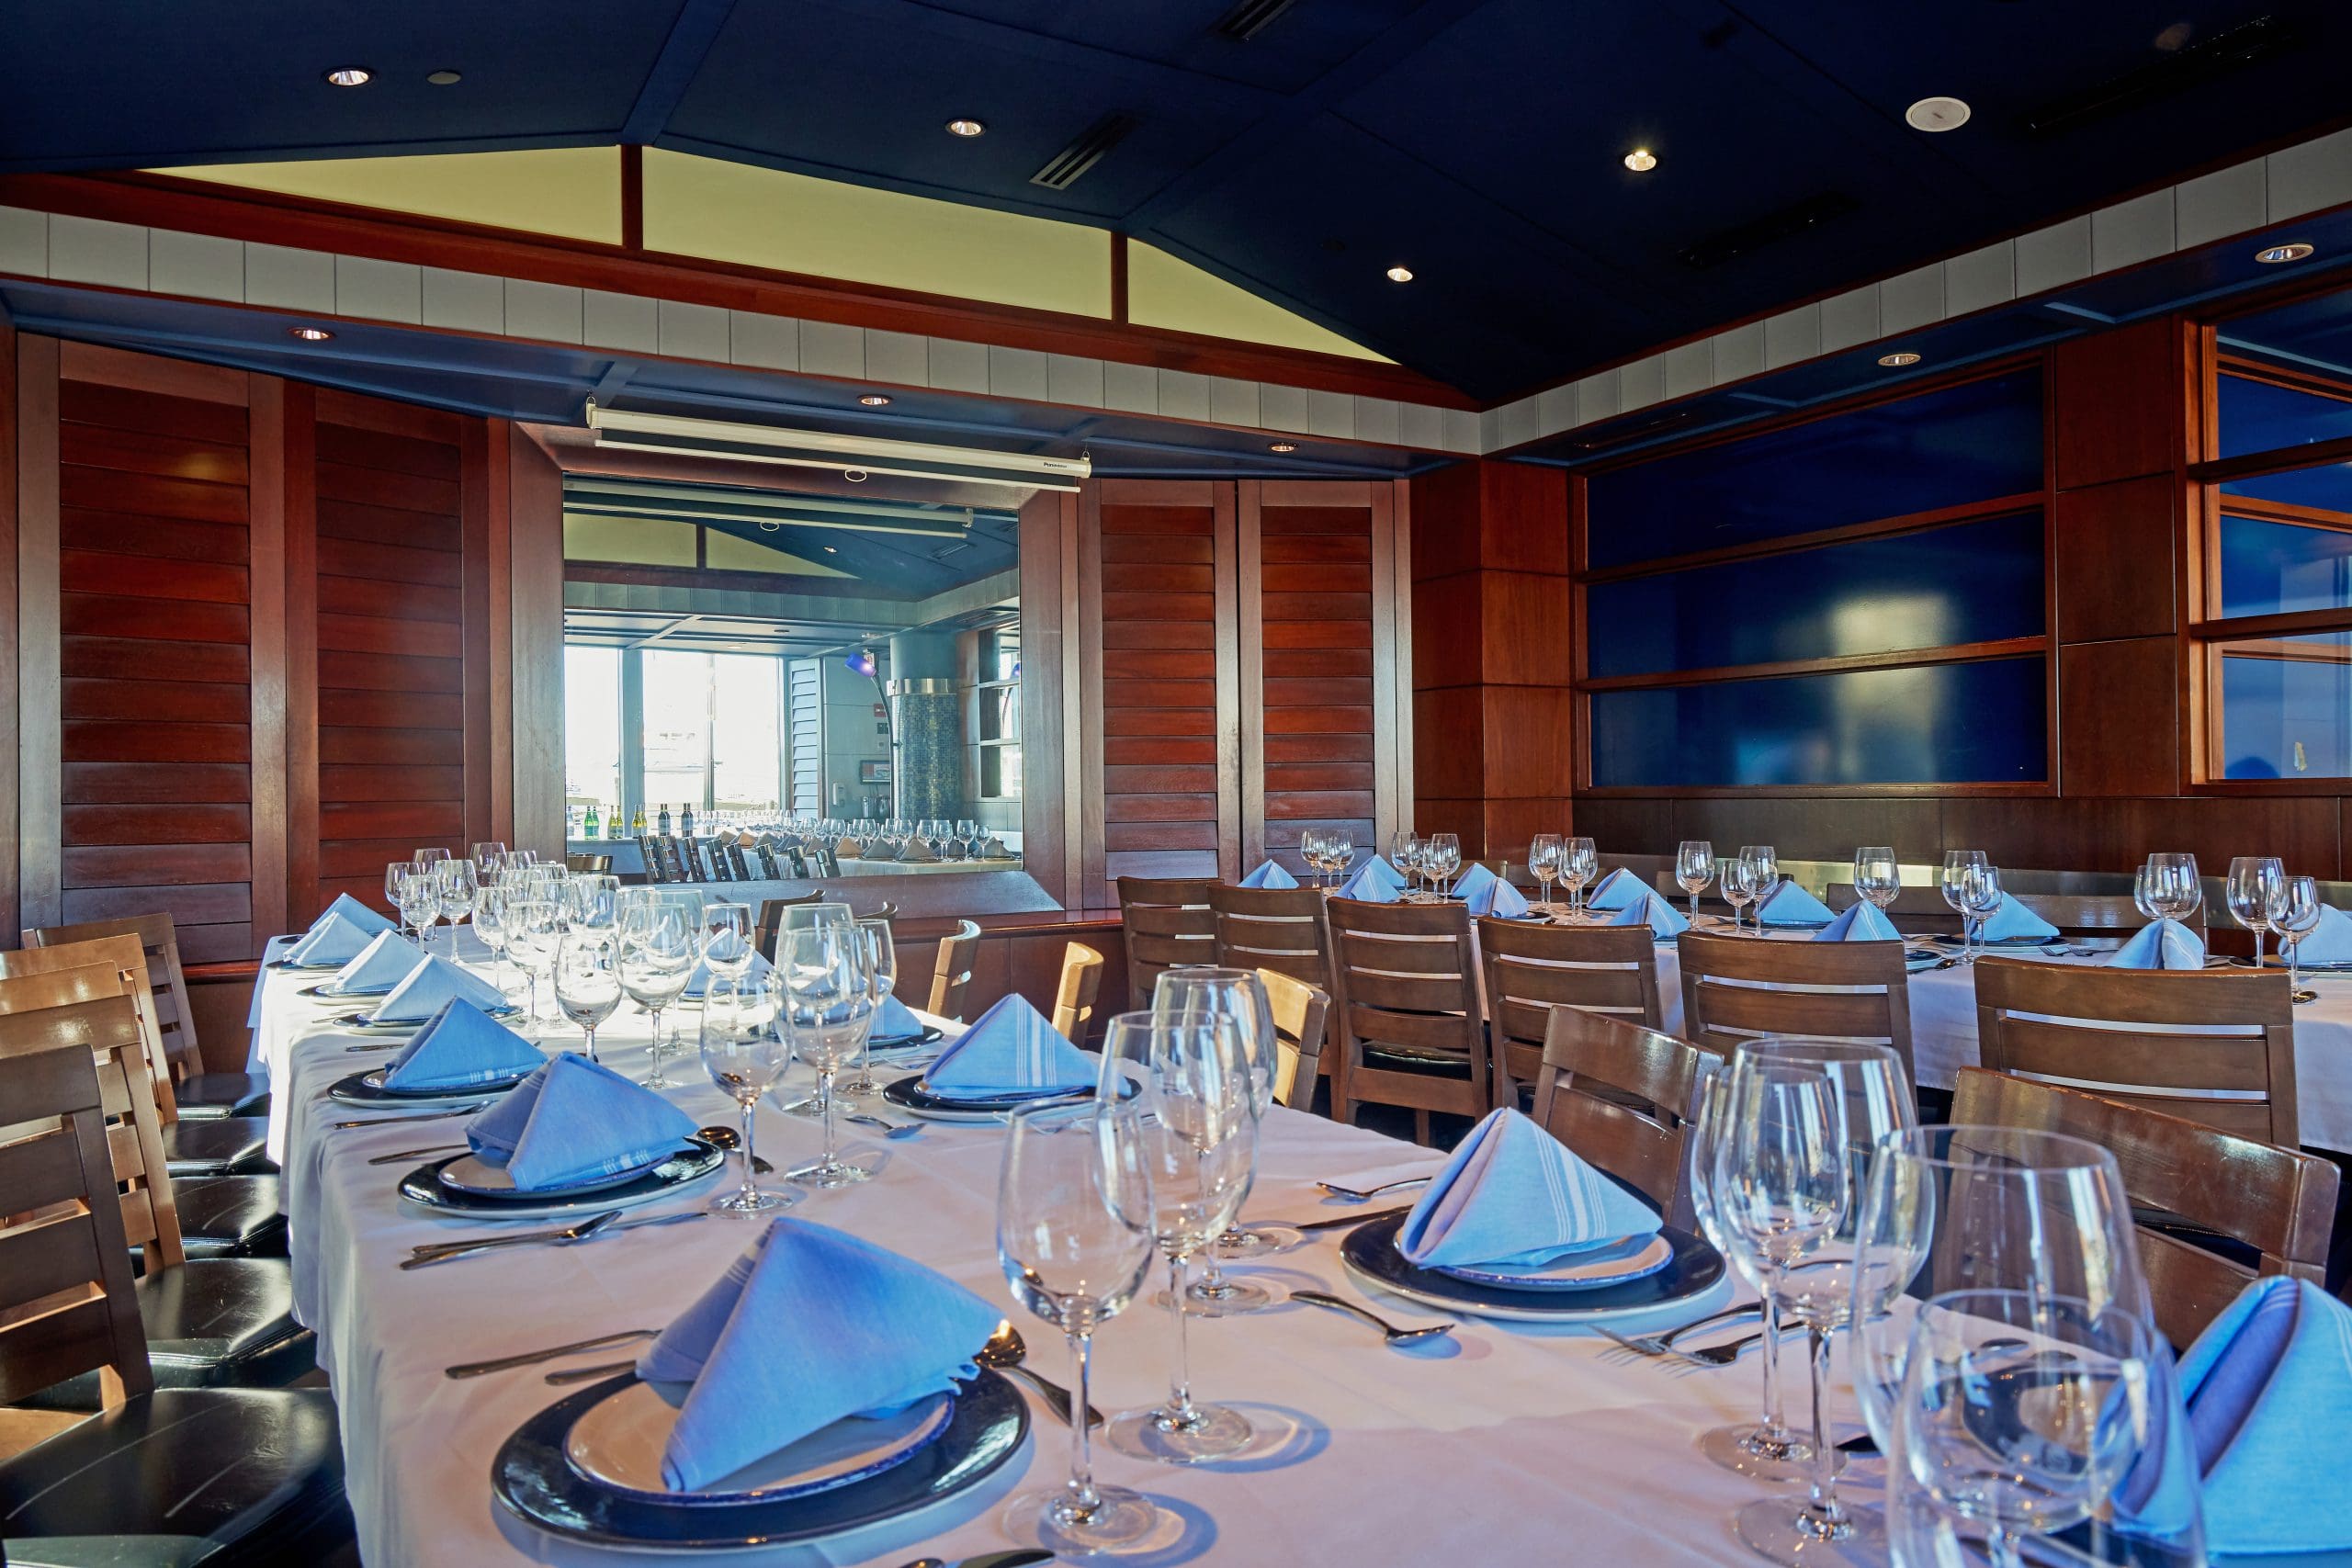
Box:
(401, 1209, 706, 1269)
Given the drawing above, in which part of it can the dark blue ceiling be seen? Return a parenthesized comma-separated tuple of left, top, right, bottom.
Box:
(6, 1, 2350, 400)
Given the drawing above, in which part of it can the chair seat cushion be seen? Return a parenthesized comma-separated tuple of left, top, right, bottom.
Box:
(172, 1174, 288, 1258)
(162, 1116, 274, 1177)
(172, 1070, 271, 1120)
(1362, 1044, 1474, 1079)
(0, 1388, 352, 1564)
(22, 1261, 313, 1411)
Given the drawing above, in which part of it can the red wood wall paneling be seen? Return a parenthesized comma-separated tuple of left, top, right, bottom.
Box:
(1256, 499, 1377, 874)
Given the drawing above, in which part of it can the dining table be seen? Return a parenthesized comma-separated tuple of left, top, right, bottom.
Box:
(247, 932, 1804, 1567)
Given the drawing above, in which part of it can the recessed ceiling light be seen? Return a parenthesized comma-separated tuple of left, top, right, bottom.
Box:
(822, 546, 838, 553)
(2256, 242, 2315, 264)
(945, 118, 986, 138)
(288, 326, 334, 342)
(426, 69, 462, 85)
(1623, 148, 1658, 173)
(1877, 350, 1922, 367)
(1905, 96, 1971, 131)
(1385, 265, 1414, 283)
(1269, 442, 1297, 453)
(857, 393, 892, 407)
(323, 66, 372, 87)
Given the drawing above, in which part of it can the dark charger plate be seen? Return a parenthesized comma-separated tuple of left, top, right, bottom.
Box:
(881, 1076, 1091, 1118)
(1340, 1212, 1725, 1320)
(870, 1024, 946, 1050)
(398, 1141, 726, 1217)
(492, 1370, 1028, 1551)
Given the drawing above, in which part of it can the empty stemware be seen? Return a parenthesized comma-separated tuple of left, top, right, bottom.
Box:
(618, 902, 695, 1087)
(1675, 839, 1714, 923)
(1739, 845, 1780, 925)
(1562, 836, 1598, 918)
(2227, 856, 2285, 970)
(777, 924, 881, 1190)
(1959, 863, 2005, 964)
(2278, 874, 2323, 997)
(551, 932, 623, 1064)
(1852, 846, 1899, 912)
(698, 971, 795, 1215)
(1527, 833, 1563, 915)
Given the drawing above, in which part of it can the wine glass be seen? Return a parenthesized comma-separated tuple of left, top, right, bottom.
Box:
(1721, 1039, 1917, 1562)
(1154, 967, 1294, 1297)
(565, 873, 621, 942)
(700, 902, 755, 980)
(2277, 874, 2323, 996)
(1562, 836, 1598, 918)
(1675, 839, 1714, 924)
(1526, 833, 1563, 914)
(618, 902, 695, 1087)
(835, 916, 897, 1099)
(1393, 833, 1424, 900)
(2227, 856, 2284, 969)
(996, 1097, 1161, 1553)
(698, 971, 795, 1215)
(503, 896, 557, 1037)
(472, 884, 512, 996)
(2132, 862, 2163, 920)
(435, 859, 479, 958)
(1853, 846, 1900, 912)
(1901, 1290, 2154, 1568)
(551, 932, 623, 1064)
(1739, 845, 1780, 924)
(395, 865, 436, 949)
(469, 840, 508, 874)
(777, 924, 881, 1190)
(1960, 863, 2005, 964)
(383, 861, 415, 939)
(1097, 1010, 1257, 1464)
(413, 846, 450, 867)
(2147, 852, 2201, 924)
(1425, 833, 1461, 897)
(1941, 851, 1988, 958)
(1720, 857, 1758, 934)
(1327, 825, 1353, 888)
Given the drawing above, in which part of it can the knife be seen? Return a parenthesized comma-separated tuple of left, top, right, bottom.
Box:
(1290, 1203, 1414, 1233)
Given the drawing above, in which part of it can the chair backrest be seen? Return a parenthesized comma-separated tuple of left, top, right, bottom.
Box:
(1051, 943, 1106, 1041)
(0, 934, 174, 1110)
(1479, 919, 1664, 1063)
(1951, 1068, 2337, 1346)
(1261, 968, 1329, 1111)
(1205, 883, 1331, 989)
(928, 919, 984, 1021)
(0, 1043, 154, 1408)
(1677, 930, 1915, 1080)
(1323, 897, 1489, 1095)
(2014, 892, 2206, 942)
(1972, 957, 2298, 1145)
(1115, 877, 1218, 1003)
(0, 966, 185, 1272)
(1822, 884, 1963, 936)
(1530, 1009, 1714, 1232)
(565, 852, 613, 874)
(639, 835, 680, 884)
(27, 912, 199, 1087)
(753, 891, 832, 961)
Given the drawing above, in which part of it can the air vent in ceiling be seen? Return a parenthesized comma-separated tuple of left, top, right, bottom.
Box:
(1030, 112, 1140, 190)
(2022, 15, 2300, 138)
(1679, 193, 1859, 270)
(1571, 408, 1702, 455)
(1215, 0, 1298, 41)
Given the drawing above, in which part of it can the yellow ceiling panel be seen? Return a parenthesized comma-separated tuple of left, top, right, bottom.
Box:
(1127, 241, 1387, 362)
(703, 529, 851, 577)
(563, 514, 697, 567)
(162, 149, 623, 244)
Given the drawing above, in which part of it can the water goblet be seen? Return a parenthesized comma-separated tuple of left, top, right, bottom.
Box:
(2277, 874, 2323, 996)
(2147, 852, 2202, 924)
(699, 902, 756, 979)
(1527, 833, 1563, 914)
(2227, 856, 2285, 970)
(1960, 863, 2005, 963)
(1675, 839, 1714, 923)
(1562, 836, 1598, 917)
(699, 972, 795, 1215)
(1941, 851, 1988, 958)
(835, 916, 896, 1099)
(1153, 966, 1293, 1297)
(1853, 846, 1899, 912)
(1739, 845, 1780, 926)
(778, 925, 881, 1189)
(1425, 832, 1462, 898)
(618, 903, 695, 1086)
(551, 932, 623, 1064)
(1719, 857, 1758, 933)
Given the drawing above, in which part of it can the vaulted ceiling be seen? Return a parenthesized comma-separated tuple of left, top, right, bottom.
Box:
(6, 1, 2348, 400)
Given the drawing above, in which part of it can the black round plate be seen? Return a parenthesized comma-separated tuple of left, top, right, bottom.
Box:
(882, 1074, 1091, 1117)
(326, 1067, 532, 1106)
(398, 1141, 726, 1215)
(492, 1370, 1027, 1551)
(1340, 1213, 1724, 1319)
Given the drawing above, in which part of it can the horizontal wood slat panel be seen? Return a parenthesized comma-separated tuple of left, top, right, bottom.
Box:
(60, 880, 249, 923)
(175, 922, 257, 964)
(1096, 499, 1223, 881)
(1102, 591, 1214, 622)
(318, 688, 466, 729)
(62, 678, 248, 724)
(321, 802, 466, 840)
(61, 721, 249, 763)
(1100, 679, 1216, 710)
(317, 764, 465, 802)
(1100, 564, 1215, 593)
(1261, 592, 1373, 622)
(1266, 732, 1374, 761)
(316, 497, 462, 553)
(1101, 621, 1215, 650)
(62, 636, 248, 683)
(1104, 764, 1219, 793)
(1262, 620, 1372, 649)
(1103, 793, 1219, 822)
(60, 424, 248, 487)
(316, 612, 461, 658)
(320, 839, 447, 877)
(1262, 564, 1371, 593)
(1101, 507, 1212, 536)
(316, 536, 463, 588)
(319, 725, 466, 766)
(58, 551, 248, 604)
(62, 803, 251, 844)
(1266, 705, 1374, 734)
(314, 457, 458, 516)
(317, 650, 462, 694)
(1260, 506, 1373, 535)
(1101, 649, 1216, 680)
(60, 510, 247, 564)
(1266, 677, 1373, 706)
(1106, 821, 1219, 852)
(1267, 790, 1376, 819)
(315, 573, 463, 624)
(60, 378, 249, 446)
(315, 421, 464, 481)
(62, 762, 250, 804)
(1260, 499, 1377, 871)
(62, 844, 252, 888)
(1265, 761, 1376, 791)
(1102, 708, 1217, 737)
(1102, 737, 1218, 766)
(56, 466, 249, 525)
(1259, 535, 1371, 564)
(62, 593, 248, 644)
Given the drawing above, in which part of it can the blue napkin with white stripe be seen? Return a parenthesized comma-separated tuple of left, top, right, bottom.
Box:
(382, 1000, 541, 1089)
(1755, 880, 1836, 926)
(922, 994, 1091, 1100)
(638, 1217, 1001, 1492)
(1239, 860, 1298, 889)
(329, 931, 425, 996)
(1396, 1107, 1661, 1269)
(1584, 867, 1646, 911)
(311, 892, 394, 939)
(870, 994, 927, 1044)
(1976, 892, 2061, 943)
(1453, 863, 1531, 919)
(2283, 903, 2352, 966)
(286, 910, 375, 967)
(2105, 919, 2206, 971)
(1604, 887, 1690, 939)
(684, 951, 775, 1000)
(2171, 1277, 2352, 1554)
(372, 953, 508, 1022)
(1813, 901, 1900, 942)
(466, 1052, 696, 1191)
(1338, 860, 1400, 902)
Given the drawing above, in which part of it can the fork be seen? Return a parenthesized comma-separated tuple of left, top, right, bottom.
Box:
(1596, 1324, 1768, 1369)
(1594, 1303, 1761, 1359)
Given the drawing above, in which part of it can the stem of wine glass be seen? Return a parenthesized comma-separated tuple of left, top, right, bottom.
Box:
(2256, 929, 2267, 969)
(819, 1066, 838, 1170)
(1803, 1324, 1846, 1531)
(1757, 1291, 1792, 1449)
(582, 1024, 597, 1064)
(737, 1098, 759, 1202)
(1165, 1251, 1200, 1426)
(1066, 1329, 1103, 1515)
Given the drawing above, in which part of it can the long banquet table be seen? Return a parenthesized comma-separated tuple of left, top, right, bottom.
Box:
(252, 941, 1792, 1567)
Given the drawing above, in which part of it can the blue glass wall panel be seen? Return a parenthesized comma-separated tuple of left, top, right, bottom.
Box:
(2216, 374, 2352, 458)
(2220, 638, 2352, 779)
(1589, 659, 2047, 787)
(1583, 372, 2043, 570)
(1585, 514, 2043, 680)
(2218, 515, 2352, 618)
(2221, 464, 2352, 515)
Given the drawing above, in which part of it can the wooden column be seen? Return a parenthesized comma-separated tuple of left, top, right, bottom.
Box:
(16, 334, 59, 934)
(508, 424, 566, 860)
(0, 316, 17, 946)
(246, 376, 289, 946)
(282, 381, 320, 925)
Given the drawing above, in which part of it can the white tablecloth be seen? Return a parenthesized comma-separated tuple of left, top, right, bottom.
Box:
(252, 947, 1788, 1567)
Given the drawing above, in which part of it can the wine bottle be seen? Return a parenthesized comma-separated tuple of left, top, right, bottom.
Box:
(658, 803, 672, 834)
(582, 802, 599, 839)
(631, 806, 646, 835)
(681, 802, 696, 836)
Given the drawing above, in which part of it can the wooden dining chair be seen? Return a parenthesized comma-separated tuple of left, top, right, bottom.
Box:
(1972, 956, 2299, 1145)
(26, 911, 265, 1119)
(927, 919, 984, 1021)
(1261, 968, 1329, 1111)
(753, 890, 831, 960)
(1480, 919, 1664, 1109)
(1204, 883, 1332, 989)
(1050, 943, 1106, 1041)
(1951, 1068, 2337, 1346)
(1530, 1009, 1716, 1233)
(0, 1043, 356, 1558)
(1677, 929, 1916, 1083)
(1114, 876, 1218, 1003)
(1323, 897, 1490, 1145)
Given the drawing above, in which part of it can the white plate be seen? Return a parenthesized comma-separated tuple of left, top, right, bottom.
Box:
(436, 1150, 671, 1198)
(1431, 1233, 1675, 1290)
(564, 1380, 955, 1505)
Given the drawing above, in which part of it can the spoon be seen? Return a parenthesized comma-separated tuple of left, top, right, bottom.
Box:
(1292, 1289, 1455, 1346)
(843, 1112, 922, 1140)
(398, 1209, 620, 1269)
(695, 1123, 773, 1174)
(975, 1322, 1100, 1428)
(1315, 1174, 1434, 1202)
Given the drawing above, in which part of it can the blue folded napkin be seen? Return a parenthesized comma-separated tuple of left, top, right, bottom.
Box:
(372, 953, 509, 1022)
(684, 951, 775, 1000)
(1604, 888, 1690, 939)
(922, 994, 1092, 1100)
(311, 892, 395, 938)
(330, 931, 425, 996)
(2173, 1277, 2352, 1554)
(286, 910, 375, 967)
(871, 994, 927, 1043)
(2105, 919, 2206, 971)
(1396, 1107, 1661, 1269)
(1813, 901, 1900, 942)
(1238, 859, 1298, 889)
(1584, 867, 1645, 911)
(637, 1217, 1002, 1492)
(2283, 903, 2352, 965)
(382, 999, 542, 1089)
(1454, 863, 1531, 919)
(1360, 854, 1407, 893)
(1975, 892, 2061, 943)
(466, 1052, 698, 1191)
(1755, 880, 1836, 926)
(1338, 860, 1400, 902)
